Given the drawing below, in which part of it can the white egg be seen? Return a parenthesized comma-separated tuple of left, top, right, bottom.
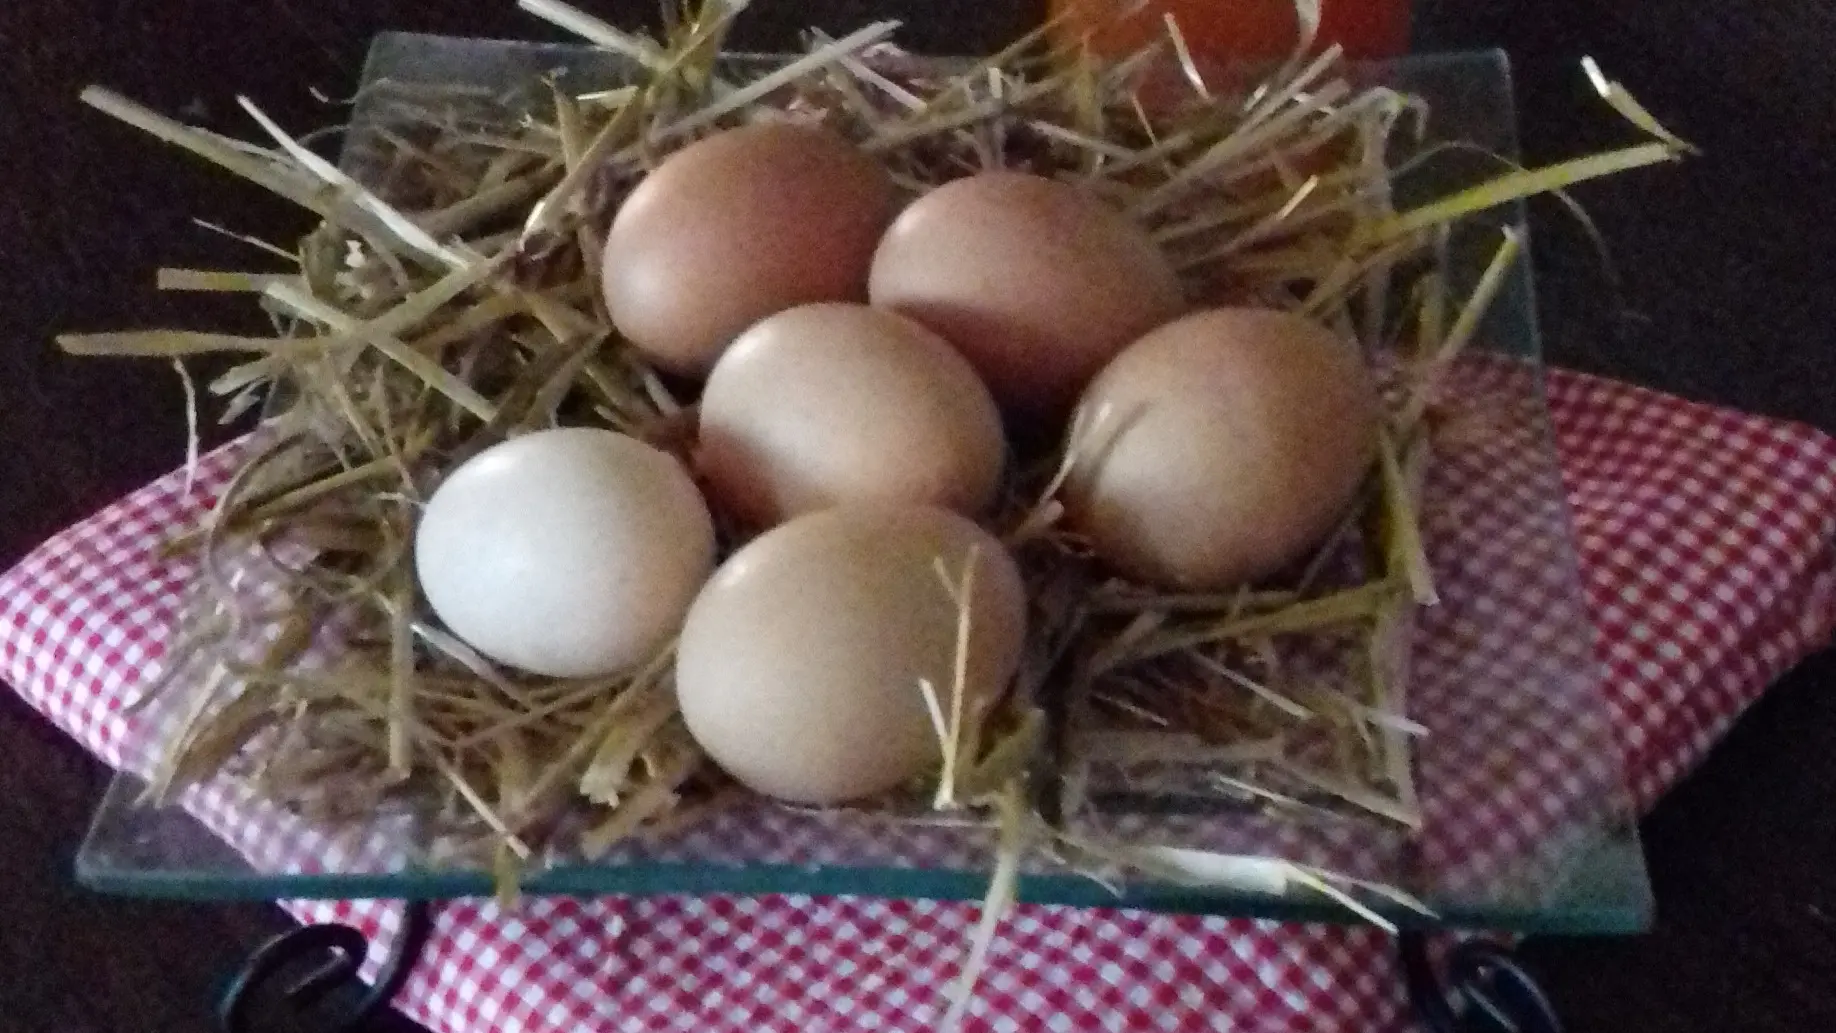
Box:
(414, 427, 715, 678)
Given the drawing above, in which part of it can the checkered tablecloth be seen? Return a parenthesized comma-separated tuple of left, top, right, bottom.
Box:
(5, 366, 1835, 1033)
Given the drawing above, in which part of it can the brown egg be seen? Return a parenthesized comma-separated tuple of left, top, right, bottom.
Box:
(601, 123, 894, 376)
(696, 303, 1006, 528)
(868, 170, 1186, 414)
(1064, 308, 1381, 590)
(675, 505, 1027, 804)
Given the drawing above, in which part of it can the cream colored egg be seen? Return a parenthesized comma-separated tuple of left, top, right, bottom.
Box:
(414, 428, 715, 678)
(695, 303, 1006, 528)
(675, 505, 1027, 804)
(1064, 308, 1381, 590)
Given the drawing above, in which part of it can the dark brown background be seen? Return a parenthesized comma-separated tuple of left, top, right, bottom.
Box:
(3, 2, 1833, 1031)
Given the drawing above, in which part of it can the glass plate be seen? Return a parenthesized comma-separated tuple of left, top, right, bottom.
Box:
(78, 35, 1652, 935)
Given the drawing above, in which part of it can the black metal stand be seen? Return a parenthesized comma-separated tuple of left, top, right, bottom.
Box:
(218, 900, 434, 1033)
(212, 901, 1562, 1031)
(1400, 932, 1564, 1033)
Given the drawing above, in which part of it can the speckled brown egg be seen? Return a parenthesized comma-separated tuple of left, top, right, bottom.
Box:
(695, 303, 1006, 528)
(868, 170, 1186, 414)
(1063, 308, 1381, 591)
(601, 123, 894, 376)
(675, 505, 1027, 805)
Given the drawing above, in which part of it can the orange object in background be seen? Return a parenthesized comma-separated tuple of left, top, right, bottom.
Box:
(1051, 0, 1412, 62)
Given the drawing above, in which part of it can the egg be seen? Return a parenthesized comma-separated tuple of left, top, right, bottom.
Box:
(675, 505, 1027, 804)
(695, 303, 1006, 528)
(1063, 308, 1381, 590)
(414, 427, 715, 678)
(601, 122, 894, 377)
(868, 170, 1186, 414)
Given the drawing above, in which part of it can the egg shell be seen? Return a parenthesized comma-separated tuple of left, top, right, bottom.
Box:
(868, 170, 1186, 414)
(1064, 308, 1381, 590)
(675, 505, 1027, 805)
(601, 122, 894, 377)
(414, 427, 715, 678)
(695, 302, 1006, 528)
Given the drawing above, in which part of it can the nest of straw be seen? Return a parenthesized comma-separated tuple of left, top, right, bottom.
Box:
(63, 0, 1688, 955)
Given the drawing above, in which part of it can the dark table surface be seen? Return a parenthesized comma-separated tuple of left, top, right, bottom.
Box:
(3, 2, 1833, 1031)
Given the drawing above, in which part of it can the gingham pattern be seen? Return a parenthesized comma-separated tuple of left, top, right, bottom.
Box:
(5, 367, 1836, 1033)
(1551, 374, 1836, 806)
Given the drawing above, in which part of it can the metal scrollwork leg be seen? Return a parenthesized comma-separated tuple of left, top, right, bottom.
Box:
(1400, 931, 1564, 1033)
(218, 900, 434, 1033)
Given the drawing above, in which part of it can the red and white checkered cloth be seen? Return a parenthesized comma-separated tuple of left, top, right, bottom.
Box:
(5, 366, 1835, 1033)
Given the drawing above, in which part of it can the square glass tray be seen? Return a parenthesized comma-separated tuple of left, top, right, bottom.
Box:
(77, 34, 1652, 935)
